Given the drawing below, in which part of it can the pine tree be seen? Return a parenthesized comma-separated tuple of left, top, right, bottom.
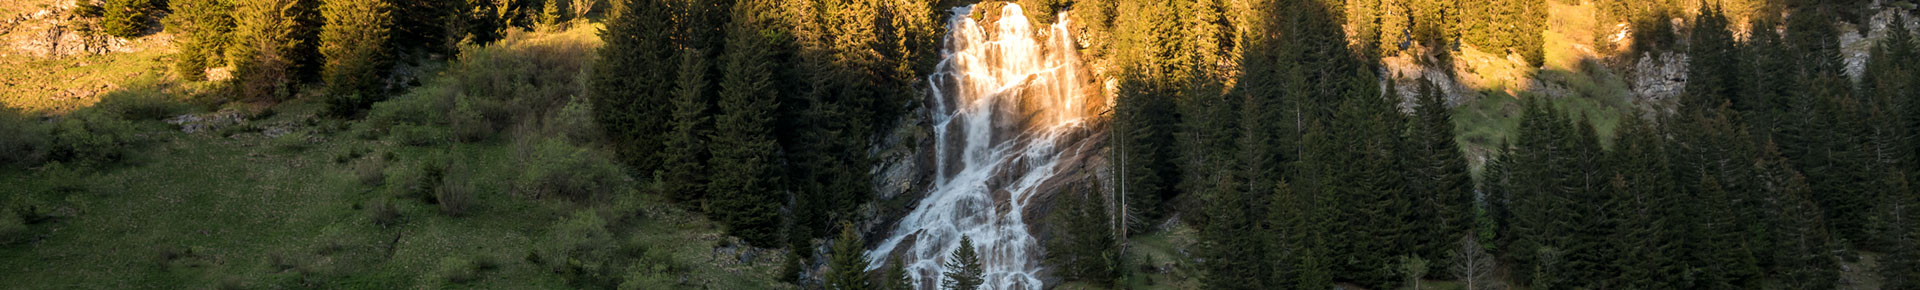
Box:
(881, 256, 913, 290)
(1047, 179, 1119, 285)
(228, 0, 306, 100)
(660, 47, 711, 209)
(590, 0, 678, 174)
(1199, 166, 1262, 289)
(102, 0, 156, 38)
(942, 236, 984, 290)
(827, 222, 870, 290)
(1408, 77, 1471, 268)
(708, 0, 784, 246)
(166, 0, 235, 81)
(319, 0, 395, 117)
(1756, 143, 1840, 289)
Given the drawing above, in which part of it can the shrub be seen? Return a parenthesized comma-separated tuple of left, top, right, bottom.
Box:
(0, 213, 28, 245)
(366, 198, 401, 227)
(270, 130, 312, 152)
(386, 157, 444, 202)
(353, 156, 387, 187)
(94, 89, 192, 121)
(434, 159, 476, 216)
(540, 210, 619, 287)
(514, 138, 627, 201)
(449, 96, 493, 142)
(102, 0, 156, 38)
(386, 124, 448, 146)
(546, 95, 599, 143)
(432, 257, 480, 284)
(73, 2, 106, 18)
(0, 107, 52, 168)
(51, 109, 140, 164)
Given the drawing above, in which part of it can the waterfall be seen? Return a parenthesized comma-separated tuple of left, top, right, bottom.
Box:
(867, 3, 1096, 290)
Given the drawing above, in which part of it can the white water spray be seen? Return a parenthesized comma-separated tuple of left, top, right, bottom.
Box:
(867, 3, 1097, 290)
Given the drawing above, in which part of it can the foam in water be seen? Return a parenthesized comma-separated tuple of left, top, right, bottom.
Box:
(867, 3, 1092, 289)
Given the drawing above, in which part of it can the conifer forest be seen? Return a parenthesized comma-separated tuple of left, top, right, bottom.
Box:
(2, 0, 1920, 289)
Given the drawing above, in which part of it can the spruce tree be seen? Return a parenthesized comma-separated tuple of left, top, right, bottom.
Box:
(319, 0, 396, 116)
(1408, 77, 1471, 267)
(166, 0, 235, 81)
(590, 0, 678, 173)
(881, 256, 913, 290)
(1756, 143, 1840, 289)
(228, 0, 306, 100)
(1047, 179, 1119, 285)
(709, 0, 784, 246)
(102, 0, 156, 38)
(660, 48, 712, 209)
(942, 236, 984, 290)
(827, 222, 870, 290)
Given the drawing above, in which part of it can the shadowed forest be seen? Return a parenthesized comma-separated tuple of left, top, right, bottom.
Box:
(0, 0, 1918, 289)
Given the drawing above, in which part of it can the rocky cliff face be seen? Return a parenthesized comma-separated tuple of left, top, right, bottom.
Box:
(2, 1, 154, 59)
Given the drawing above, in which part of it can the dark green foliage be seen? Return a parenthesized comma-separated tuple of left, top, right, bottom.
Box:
(941, 236, 983, 290)
(320, 0, 396, 116)
(708, 0, 784, 247)
(880, 256, 911, 290)
(167, 0, 236, 81)
(102, 0, 157, 38)
(1407, 77, 1471, 269)
(0, 107, 52, 168)
(514, 138, 629, 202)
(1046, 179, 1119, 285)
(1459, 0, 1545, 66)
(826, 222, 869, 290)
(229, 0, 306, 100)
(590, 0, 677, 174)
(660, 48, 712, 208)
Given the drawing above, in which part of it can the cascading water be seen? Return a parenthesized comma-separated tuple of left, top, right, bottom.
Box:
(867, 3, 1099, 290)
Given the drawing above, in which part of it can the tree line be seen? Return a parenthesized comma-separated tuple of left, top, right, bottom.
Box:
(1103, 0, 1920, 289)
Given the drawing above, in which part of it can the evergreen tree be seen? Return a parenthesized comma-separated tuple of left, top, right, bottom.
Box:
(708, 0, 784, 246)
(1756, 143, 1840, 289)
(229, 0, 306, 100)
(827, 222, 870, 290)
(319, 0, 396, 116)
(1047, 179, 1119, 285)
(1407, 77, 1471, 268)
(942, 236, 984, 290)
(166, 0, 236, 81)
(660, 48, 712, 209)
(1199, 164, 1262, 289)
(102, 0, 156, 38)
(880, 256, 912, 290)
(590, 0, 678, 174)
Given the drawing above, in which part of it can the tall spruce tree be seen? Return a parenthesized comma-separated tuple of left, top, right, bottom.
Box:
(661, 47, 712, 209)
(709, 0, 784, 246)
(1407, 77, 1471, 268)
(590, 0, 678, 173)
(166, 0, 235, 81)
(1046, 179, 1119, 285)
(228, 0, 306, 100)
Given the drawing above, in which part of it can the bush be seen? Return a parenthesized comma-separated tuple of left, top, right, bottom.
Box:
(514, 138, 627, 201)
(51, 109, 140, 165)
(386, 157, 444, 202)
(353, 156, 387, 187)
(386, 124, 448, 146)
(432, 257, 480, 284)
(94, 89, 192, 121)
(366, 198, 401, 227)
(449, 96, 493, 142)
(102, 0, 156, 38)
(434, 159, 477, 216)
(270, 130, 312, 152)
(0, 107, 52, 168)
(0, 213, 28, 245)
